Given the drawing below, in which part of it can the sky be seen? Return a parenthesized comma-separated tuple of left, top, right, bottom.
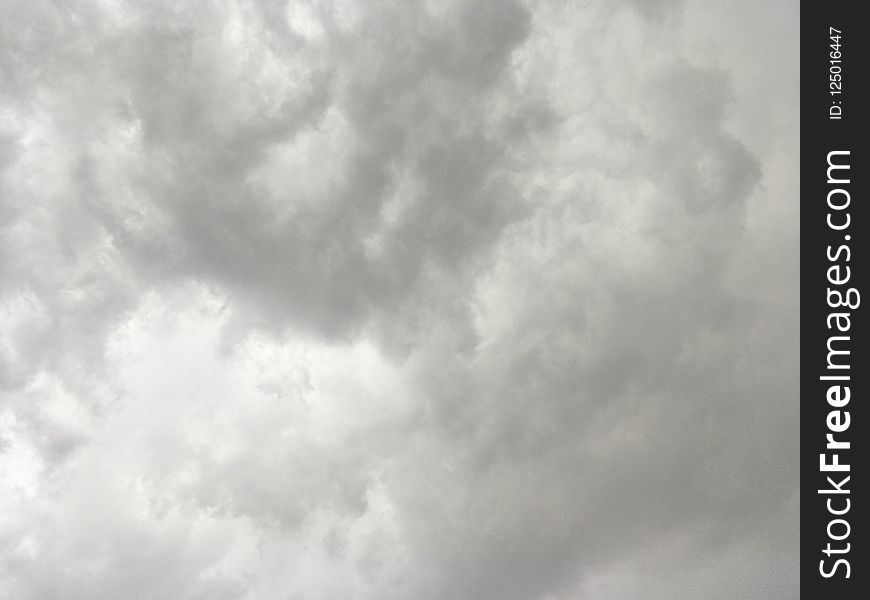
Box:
(0, 0, 799, 598)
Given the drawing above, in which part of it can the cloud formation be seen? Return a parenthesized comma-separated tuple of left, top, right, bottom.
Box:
(1, 0, 798, 598)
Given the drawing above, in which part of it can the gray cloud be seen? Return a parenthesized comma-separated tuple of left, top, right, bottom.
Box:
(0, 0, 798, 599)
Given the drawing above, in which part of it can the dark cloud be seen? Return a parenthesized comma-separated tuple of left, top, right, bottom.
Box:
(0, 0, 798, 599)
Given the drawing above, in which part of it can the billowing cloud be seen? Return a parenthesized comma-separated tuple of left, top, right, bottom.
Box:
(1, 0, 798, 599)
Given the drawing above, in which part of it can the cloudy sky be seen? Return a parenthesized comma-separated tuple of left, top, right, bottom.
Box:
(0, 0, 799, 598)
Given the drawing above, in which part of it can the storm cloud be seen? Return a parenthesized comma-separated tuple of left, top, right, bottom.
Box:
(0, 0, 798, 598)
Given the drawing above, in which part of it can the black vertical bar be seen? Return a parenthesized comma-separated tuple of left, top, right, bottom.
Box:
(802, 2, 867, 597)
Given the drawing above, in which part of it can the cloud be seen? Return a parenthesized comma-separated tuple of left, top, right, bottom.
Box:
(0, 0, 798, 599)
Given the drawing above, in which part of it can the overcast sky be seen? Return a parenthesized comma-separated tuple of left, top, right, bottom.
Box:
(1, 0, 798, 598)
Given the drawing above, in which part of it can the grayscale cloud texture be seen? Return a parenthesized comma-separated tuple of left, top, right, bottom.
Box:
(0, 0, 798, 598)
